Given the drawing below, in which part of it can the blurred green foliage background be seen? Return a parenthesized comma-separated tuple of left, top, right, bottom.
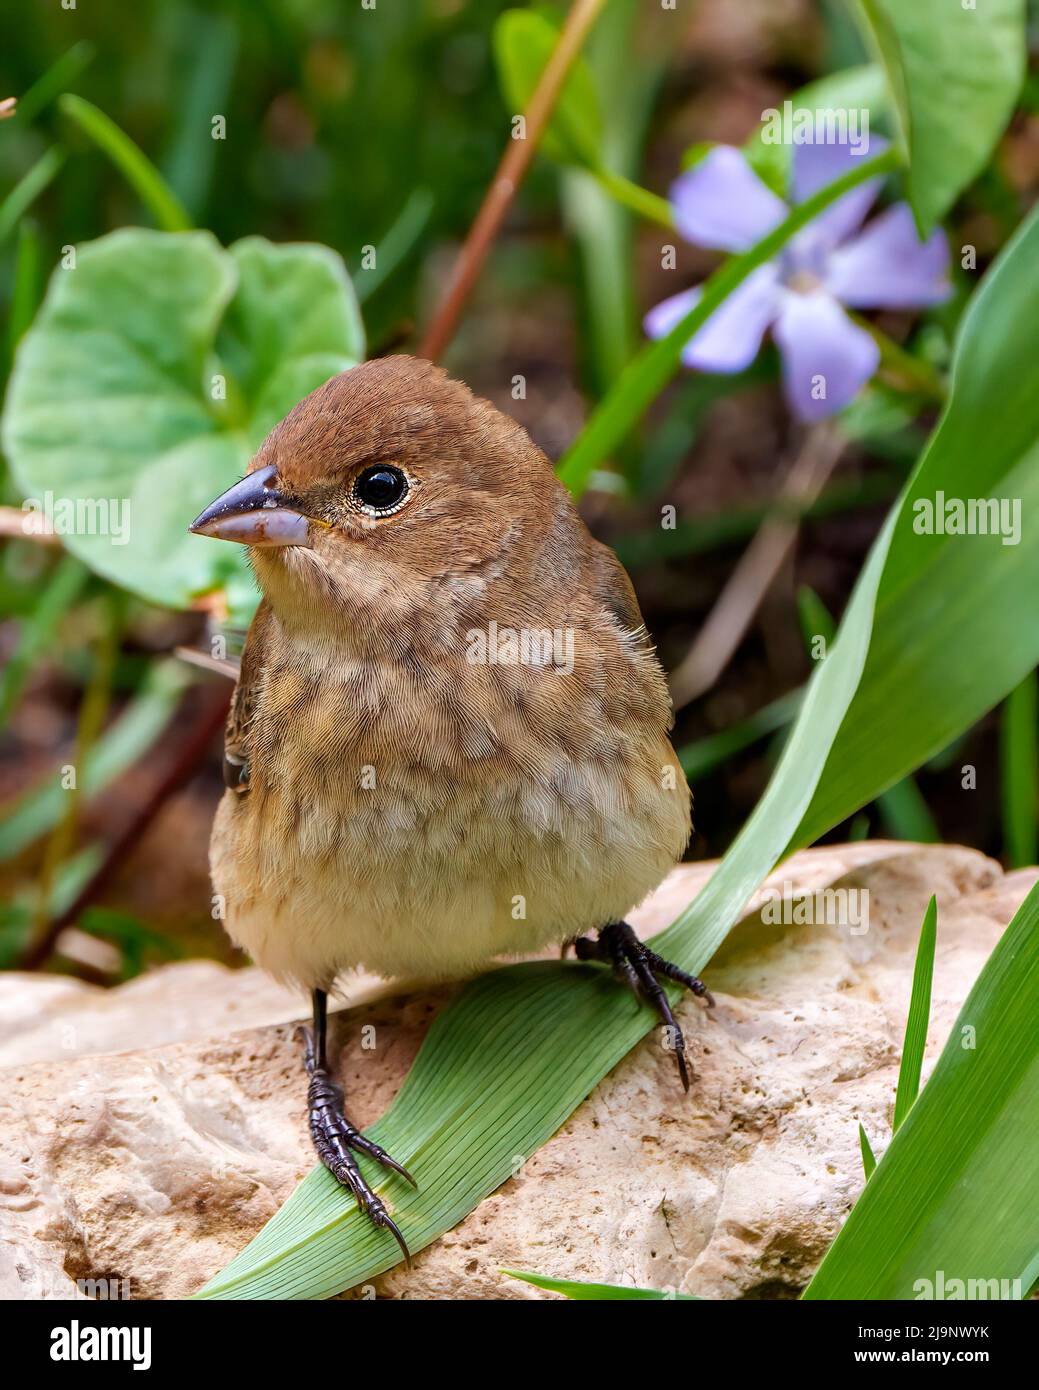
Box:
(2, 0, 1038, 982)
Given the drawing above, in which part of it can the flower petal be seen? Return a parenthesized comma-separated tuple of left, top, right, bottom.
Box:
(791, 131, 889, 252)
(644, 265, 781, 374)
(772, 289, 879, 421)
(670, 147, 787, 252)
(824, 203, 952, 309)
(643, 287, 699, 340)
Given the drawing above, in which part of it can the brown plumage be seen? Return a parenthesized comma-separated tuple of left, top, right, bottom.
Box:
(191, 356, 706, 1254)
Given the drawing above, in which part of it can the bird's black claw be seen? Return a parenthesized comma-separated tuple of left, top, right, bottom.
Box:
(301, 1034, 414, 1260)
(574, 920, 711, 1090)
(348, 1130, 418, 1187)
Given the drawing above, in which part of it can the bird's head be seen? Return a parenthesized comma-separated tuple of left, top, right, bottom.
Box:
(190, 356, 573, 643)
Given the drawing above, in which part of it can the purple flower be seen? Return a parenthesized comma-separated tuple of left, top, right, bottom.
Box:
(644, 136, 951, 421)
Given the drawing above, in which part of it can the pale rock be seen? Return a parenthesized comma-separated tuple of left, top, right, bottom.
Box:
(0, 842, 1028, 1301)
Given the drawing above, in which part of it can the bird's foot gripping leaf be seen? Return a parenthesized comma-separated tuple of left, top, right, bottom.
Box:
(298, 1022, 416, 1261)
(574, 920, 714, 1092)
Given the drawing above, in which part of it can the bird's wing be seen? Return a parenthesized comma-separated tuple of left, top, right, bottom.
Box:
(587, 537, 650, 640)
(223, 599, 274, 793)
(586, 537, 682, 736)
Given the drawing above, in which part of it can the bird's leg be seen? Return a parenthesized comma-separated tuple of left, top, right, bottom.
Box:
(573, 922, 714, 1092)
(298, 987, 416, 1261)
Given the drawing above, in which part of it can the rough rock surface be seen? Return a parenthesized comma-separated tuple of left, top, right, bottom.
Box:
(0, 842, 1031, 1301)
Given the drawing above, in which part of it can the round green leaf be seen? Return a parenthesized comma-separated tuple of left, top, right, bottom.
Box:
(2, 228, 364, 619)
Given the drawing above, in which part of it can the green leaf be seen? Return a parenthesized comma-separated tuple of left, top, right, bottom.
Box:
(2, 229, 364, 620)
(795, 589, 937, 843)
(1000, 671, 1038, 868)
(858, 1123, 877, 1180)
(219, 237, 366, 441)
(198, 199, 1039, 1301)
(58, 94, 192, 233)
(492, 9, 603, 169)
(503, 1269, 699, 1300)
(856, 0, 1025, 232)
(805, 878, 1039, 1299)
(893, 896, 937, 1132)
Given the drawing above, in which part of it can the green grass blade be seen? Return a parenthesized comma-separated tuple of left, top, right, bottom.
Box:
(0, 555, 88, 726)
(159, 10, 237, 218)
(556, 146, 900, 495)
(6, 220, 43, 364)
(354, 189, 434, 303)
(13, 41, 95, 125)
(503, 1269, 699, 1300)
(0, 661, 191, 859)
(893, 896, 937, 1132)
(795, 588, 937, 843)
(1000, 670, 1038, 867)
(612, 472, 898, 566)
(858, 1123, 877, 1180)
(58, 94, 191, 232)
(796, 584, 836, 651)
(677, 687, 802, 781)
(876, 777, 939, 843)
(0, 148, 65, 245)
(805, 878, 1039, 1298)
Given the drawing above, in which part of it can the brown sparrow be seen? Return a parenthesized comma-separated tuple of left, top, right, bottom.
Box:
(190, 356, 709, 1256)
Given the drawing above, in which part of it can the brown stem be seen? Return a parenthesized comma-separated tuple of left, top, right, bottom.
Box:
(417, 0, 607, 362)
(18, 681, 231, 971)
(0, 504, 60, 545)
(669, 422, 846, 711)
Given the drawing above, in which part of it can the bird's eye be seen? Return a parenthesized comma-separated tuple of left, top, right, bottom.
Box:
(353, 465, 409, 514)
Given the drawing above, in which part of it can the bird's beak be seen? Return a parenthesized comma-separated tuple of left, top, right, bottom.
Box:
(189, 463, 314, 547)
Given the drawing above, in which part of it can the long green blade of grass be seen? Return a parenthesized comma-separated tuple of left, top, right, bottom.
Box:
(504, 1270, 699, 1300)
(354, 189, 434, 303)
(0, 555, 88, 726)
(876, 776, 939, 843)
(0, 148, 65, 245)
(1000, 670, 1038, 867)
(58, 94, 191, 232)
(858, 1123, 877, 1180)
(7, 220, 43, 358)
(677, 687, 802, 781)
(796, 587, 937, 842)
(200, 179, 1039, 1303)
(893, 896, 937, 1132)
(612, 472, 897, 566)
(805, 877, 1039, 1298)
(13, 41, 95, 125)
(0, 661, 191, 859)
